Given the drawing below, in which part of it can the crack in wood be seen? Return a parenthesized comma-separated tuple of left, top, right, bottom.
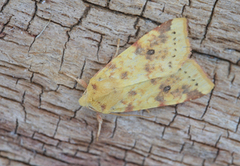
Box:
(14, 118, 19, 134)
(200, 0, 219, 44)
(141, 144, 153, 165)
(202, 159, 205, 166)
(123, 150, 127, 166)
(38, 86, 43, 108)
(179, 142, 185, 153)
(231, 152, 234, 164)
(83, 0, 160, 25)
(122, 34, 133, 47)
(228, 62, 232, 78)
(0, 154, 30, 165)
(145, 145, 185, 164)
(168, 106, 177, 126)
(0, 134, 68, 164)
(26, 1, 38, 31)
(0, 0, 10, 12)
(87, 131, 94, 152)
(106, 0, 111, 8)
(96, 35, 103, 62)
(188, 125, 191, 136)
(225, 48, 240, 54)
(177, 113, 230, 135)
(0, 16, 12, 35)
(110, 117, 118, 138)
(0, 95, 21, 105)
(237, 92, 240, 101)
(36, 14, 70, 28)
(214, 93, 234, 101)
(2, 39, 22, 46)
(59, 6, 91, 72)
(181, 0, 191, 16)
(72, 58, 86, 88)
(30, 72, 34, 83)
(140, 0, 149, 17)
(161, 126, 166, 138)
(201, 73, 216, 119)
(70, 106, 82, 119)
(21, 91, 27, 122)
(53, 116, 61, 137)
(131, 140, 137, 150)
(213, 148, 230, 165)
(0, 83, 19, 93)
(27, 37, 37, 57)
(215, 134, 222, 147)
(235, 117, 240, 133)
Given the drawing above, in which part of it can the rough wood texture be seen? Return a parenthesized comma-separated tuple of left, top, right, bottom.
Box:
(0, 0, 239, 165)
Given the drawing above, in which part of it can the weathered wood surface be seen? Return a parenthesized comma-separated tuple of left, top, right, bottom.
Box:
(0, 0, 240, 165)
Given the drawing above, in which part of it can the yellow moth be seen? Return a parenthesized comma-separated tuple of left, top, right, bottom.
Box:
(63, 18, 214, 140)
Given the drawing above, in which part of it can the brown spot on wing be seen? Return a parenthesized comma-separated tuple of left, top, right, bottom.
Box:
(186, 89, 204, 101)
(132, 40, 139, 47)
(158, 33, 167, 43)
(163, 86, 171, 93)
(151, 79, 157, 85)
(92, 84, 97, 90)
(121, 100, 127, 104)
(145, 64, 150, 72)
(168, 61, 172, 68)
(146, 49, 155, 60)
(159, 84, 166, 89)
(150, 39, 159, 47)
(145, 64, 155, 74)
(101, 104, 106, 111)
(135, 46, 145, 55)
(147, 49, 155, 55)
(182, 85, 191, 94)
(121, 71, 128, 79)
(158, 103, 166, 107)
(154, 19, 172, 34)
(113, 87, 117, 93)
(155, 93, 164, 102)
(171, 89, 181, 98)
(125, 103, 134, 112)
(129, 90, 137, 96)
(108, 64, 117, 70)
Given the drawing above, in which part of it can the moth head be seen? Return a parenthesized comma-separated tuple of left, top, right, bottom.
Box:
(79, 89, 102, 113)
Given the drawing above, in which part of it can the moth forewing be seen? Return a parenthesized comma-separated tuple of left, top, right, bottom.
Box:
(63, 18, 214, 141)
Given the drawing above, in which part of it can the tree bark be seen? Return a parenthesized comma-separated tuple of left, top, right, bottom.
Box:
(0, 0, 240, 165)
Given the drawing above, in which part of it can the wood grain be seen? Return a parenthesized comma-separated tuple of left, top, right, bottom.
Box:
(0, 0, 240, 165)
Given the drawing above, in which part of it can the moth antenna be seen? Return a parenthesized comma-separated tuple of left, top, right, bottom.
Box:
(96, 113, 103, 141)
(110, 112, 154, 118)
(59, 71, 88, 89)
(113, 39, 120, 58)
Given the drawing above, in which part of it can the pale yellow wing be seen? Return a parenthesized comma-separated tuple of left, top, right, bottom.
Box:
(90, 18, 191, 87)
(80, 59, 214, 114)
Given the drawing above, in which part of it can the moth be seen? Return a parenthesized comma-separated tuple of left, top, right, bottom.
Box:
(62, 18, 214, 140)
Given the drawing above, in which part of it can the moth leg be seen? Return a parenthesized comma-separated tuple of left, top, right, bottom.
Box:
(96, 113, 103, 141)
(113, 39, 120, 58)
(59, 72, 88, 89)
(145, 109, 150, 114)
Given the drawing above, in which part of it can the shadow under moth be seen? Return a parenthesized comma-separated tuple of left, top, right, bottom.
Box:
(62, 18, 214, 140)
